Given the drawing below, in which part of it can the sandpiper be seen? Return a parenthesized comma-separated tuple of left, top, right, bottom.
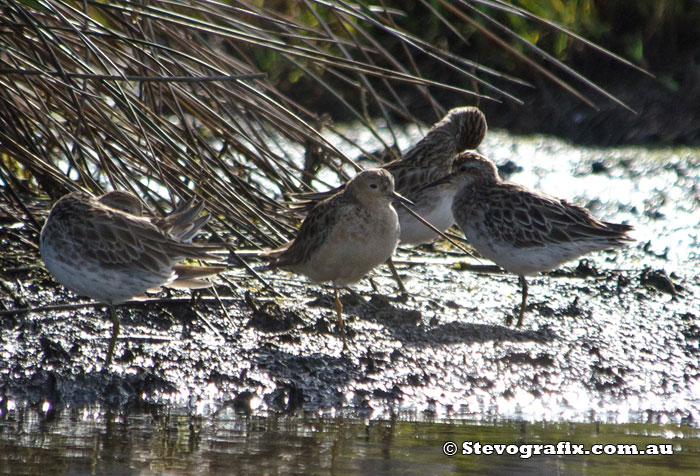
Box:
(270, 168, 411, 343)
(387, 106, 488, 244)
(440, 151, 633, 327)
(294, 107, 487, 292)
(40, 190, 225, 367)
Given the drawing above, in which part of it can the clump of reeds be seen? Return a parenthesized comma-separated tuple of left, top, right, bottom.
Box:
(0, 0, 640, 256)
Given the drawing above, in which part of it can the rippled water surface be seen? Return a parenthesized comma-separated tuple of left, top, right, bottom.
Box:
(1, 407, 699, 475)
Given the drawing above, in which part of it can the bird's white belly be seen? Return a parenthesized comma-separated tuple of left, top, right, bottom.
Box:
(465, 228, 599, 276)
(41, 245, 170, 304)
(398, 192, 455, 245)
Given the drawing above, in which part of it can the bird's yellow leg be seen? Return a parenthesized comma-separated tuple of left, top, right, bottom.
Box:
(333, 286, 344, 331)
(333, 286, 348, 350)
(104, 304, 120, 369)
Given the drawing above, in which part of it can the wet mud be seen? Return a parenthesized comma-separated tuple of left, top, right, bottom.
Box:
(1, 131, 699, 426)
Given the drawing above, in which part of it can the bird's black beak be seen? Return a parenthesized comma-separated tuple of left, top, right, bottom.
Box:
(392, 191, 415, 207)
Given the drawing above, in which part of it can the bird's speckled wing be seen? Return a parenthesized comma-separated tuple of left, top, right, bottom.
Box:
(274, 192, 347, 268)
(478, 183, 632, 248)
(52, 203, 216, 277)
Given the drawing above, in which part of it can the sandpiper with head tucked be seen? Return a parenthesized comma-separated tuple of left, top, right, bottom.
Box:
(386, 106, 488, 245)
(270, 168, 411, 343)
(40, 191, 225, 367)
(438, 151, 633, 327)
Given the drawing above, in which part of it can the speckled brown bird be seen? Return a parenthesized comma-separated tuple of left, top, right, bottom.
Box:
(270, 168, 412, 342)
(439, 151, 633, 327)
(40, 191, 225, 367)
(293, 107, 487, 293)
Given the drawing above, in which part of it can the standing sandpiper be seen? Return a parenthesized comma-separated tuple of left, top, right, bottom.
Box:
(270, 168, 412, 343)
(40, 191, 225, 367)
(294, 107, 487, 292)
(439, 151, 633, 327)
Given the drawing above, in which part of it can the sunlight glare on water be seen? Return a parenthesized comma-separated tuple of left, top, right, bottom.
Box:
(1, 407, 699, 475)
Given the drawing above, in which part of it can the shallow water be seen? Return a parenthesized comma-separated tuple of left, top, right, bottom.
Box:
(1, 407, 699, 476)
(2, 128, 700, 474)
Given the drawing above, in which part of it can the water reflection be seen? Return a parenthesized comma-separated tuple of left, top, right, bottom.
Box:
(1, 407, 698, 475)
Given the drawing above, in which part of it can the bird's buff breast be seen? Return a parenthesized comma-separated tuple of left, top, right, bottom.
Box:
(301, 206, 400, 286)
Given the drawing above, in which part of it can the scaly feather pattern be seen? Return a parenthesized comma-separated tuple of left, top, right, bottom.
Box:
(40, 191, 223, 304)
(445, 151, 633, 326)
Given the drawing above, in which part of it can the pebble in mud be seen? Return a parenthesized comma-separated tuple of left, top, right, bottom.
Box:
(640, 267, 679, 296)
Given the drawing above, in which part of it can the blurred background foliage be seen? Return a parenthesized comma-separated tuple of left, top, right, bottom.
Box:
(251, 0, 700, 134)
(506, 0, 700, 79)
(252, 0, 700, 75)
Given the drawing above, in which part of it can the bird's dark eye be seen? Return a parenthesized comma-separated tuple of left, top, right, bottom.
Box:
(459, 165, 468, 172)
(370, 183, 378, 189)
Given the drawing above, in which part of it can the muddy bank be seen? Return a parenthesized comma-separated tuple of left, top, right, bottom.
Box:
(1, 131, 699, 425)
